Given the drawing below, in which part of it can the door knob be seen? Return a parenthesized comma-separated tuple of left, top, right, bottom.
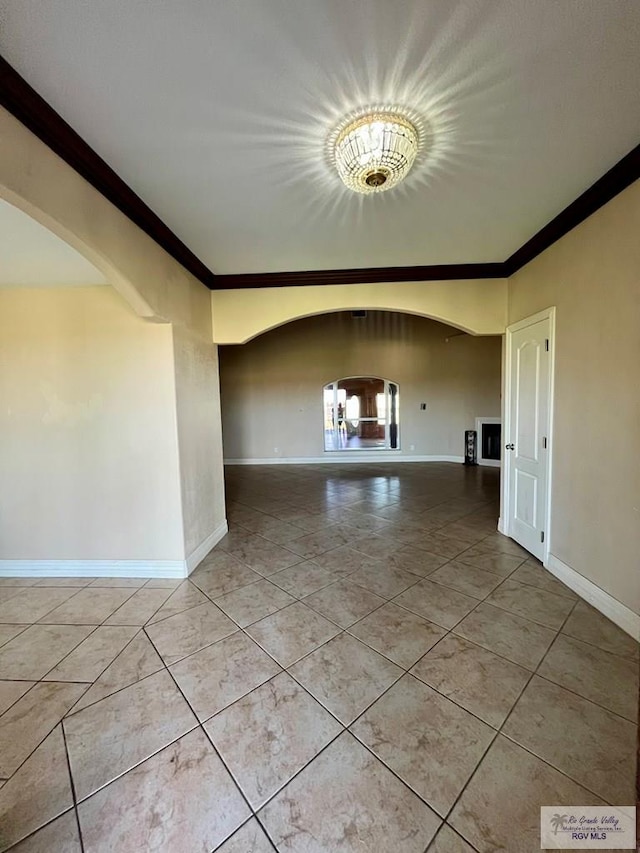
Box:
(505, 443, 515, 450)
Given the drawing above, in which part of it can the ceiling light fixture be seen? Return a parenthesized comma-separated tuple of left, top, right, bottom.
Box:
(331, 109, 420, 194)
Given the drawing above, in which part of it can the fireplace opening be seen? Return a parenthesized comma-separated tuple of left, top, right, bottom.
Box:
(482, 423, 502, 460)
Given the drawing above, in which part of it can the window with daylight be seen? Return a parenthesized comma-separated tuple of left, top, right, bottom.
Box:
(323, 377, 399, 451)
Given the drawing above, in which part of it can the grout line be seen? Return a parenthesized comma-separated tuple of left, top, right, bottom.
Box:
(61, 722, 86, 853)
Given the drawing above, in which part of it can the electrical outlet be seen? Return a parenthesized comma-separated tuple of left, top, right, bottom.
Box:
(409, 444, 415, 451)
(273, 447, 279, 453)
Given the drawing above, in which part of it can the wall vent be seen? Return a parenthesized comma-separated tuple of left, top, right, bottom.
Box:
(351, 310, 367, 318)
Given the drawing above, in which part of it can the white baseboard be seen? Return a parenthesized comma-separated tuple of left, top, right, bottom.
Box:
(0, 520, 231, 581)
(0, 560, 188, 579)
(545, 553, 640, 641)
(224, 455, 465, 465)
(185, 521, 228, 574)
(497, 517, 506, 535)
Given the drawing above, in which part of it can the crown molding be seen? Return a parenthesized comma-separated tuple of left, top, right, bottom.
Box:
(1, 54, 639, 291)
(0, 55, 216, 288)
(212, 263, 504, 289)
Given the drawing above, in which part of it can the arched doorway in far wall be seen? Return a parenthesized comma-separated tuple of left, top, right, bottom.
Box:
(323, 376, 399, 451)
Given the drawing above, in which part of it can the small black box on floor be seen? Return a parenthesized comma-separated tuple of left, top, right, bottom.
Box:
(464, 430, 477, 465)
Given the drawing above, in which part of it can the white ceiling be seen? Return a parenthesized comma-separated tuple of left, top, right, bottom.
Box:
(1, 1, 639, 275)
(0, 199, 106, 287)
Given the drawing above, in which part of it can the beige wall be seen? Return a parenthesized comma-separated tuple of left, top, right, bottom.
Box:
(0, 106, 211, 338)
(219, 311, 502, 460)
(0, 286, 185, 561)
(211, 278, 507, 344)
(508, 179, 640, 615)
(172, 325, 226, 556)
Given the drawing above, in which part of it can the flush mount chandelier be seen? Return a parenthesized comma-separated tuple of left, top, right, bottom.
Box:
(331, 109, 420, 194)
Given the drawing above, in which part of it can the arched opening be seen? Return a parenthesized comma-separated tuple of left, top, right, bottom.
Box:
(323, 377, 399, 451)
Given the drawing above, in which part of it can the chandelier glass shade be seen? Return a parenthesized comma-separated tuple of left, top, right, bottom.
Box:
(332, 110, 419, 194)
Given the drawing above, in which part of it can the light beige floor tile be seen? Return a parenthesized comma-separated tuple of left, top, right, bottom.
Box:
(561, 601, 639, 659)
(468, 534, 530, 558)
(170, 631, 281, 721)
(246, 601, 340, 667)
(352, 674, 493, 816)
(343, 513, 394, 534)
(222, 532, 303, 575)
(310, 545, 381, 576)
(0, 578, 39, 588)
(302, 580, 386, 628)
(214, 579, 295, 627)
(259, 731, 440, 852)
(205, 671, 342, 808)
(0, 588, 80, 624)
(0, 680, 34, 715)
(349, 533, 405, 560)
(510, 560, 578, 599)
(64, 669, 197, 800)
(456, 548, 526, 577)
(240, 515, 308, 545)
(70, 631, 164, 714)
(145, 601, 237, 665)
(285, 527, 354, 560)
(0, 624, 94, 679)
(394, 578, 478, 629)
(428, 561, 503, 599)
(502, 675, 636, 803)
(538, 633, 638, 721)
(289, 633, 402, 724)
(143, 578, 184, 588)
(88, 578, 147, 588)
(34, 578, 94, 587)
(449, 735, 604, 853)
(39, 588, 137, 625)
(104, 588, 173, 625)
(388, 546, 450, 577)
(427, 824, 477, 853)
(270, 561, 341, 598)
(190, 552, 264, 598)
(7, 810, 81, 853)
(43, 626, 138, 682)
(485, 579, 575, 629)
(146, 580, 209, 624)
(0, 588, 23, 604)
(411, 634, 530, 728)
(348, 602, 446, 669)
(410, 533, 472, 559)
(78, 729, 249, 853)
(0, 681, 87, 777)
(0, 726, 74, 851)
(437, 522, 488, 543)
(215, 819, 275, 853)
(376, 518, 436, 543)
(453, 602, 556, 669)
(347, 563, 421, 599)
(0, 625, 26, 649)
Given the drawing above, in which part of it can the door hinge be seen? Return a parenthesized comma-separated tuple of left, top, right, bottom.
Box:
(541, 531, 545, 543)
(543, 436, 547, 449)
(545, 338, 549, 352)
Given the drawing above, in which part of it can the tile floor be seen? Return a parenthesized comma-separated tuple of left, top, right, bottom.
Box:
(0, 463, 637, 852)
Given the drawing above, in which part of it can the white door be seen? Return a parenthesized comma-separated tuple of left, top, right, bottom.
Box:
(505, 311, 553, 561)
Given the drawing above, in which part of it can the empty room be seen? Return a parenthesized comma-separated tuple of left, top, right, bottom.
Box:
(0, 2, 638, 851)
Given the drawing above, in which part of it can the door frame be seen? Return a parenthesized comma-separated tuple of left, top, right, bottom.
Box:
(500, 306, 556, 564)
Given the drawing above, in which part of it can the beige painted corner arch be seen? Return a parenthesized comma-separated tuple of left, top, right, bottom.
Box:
(0, 107, 212, 339)
(211, 279, 508, 343)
